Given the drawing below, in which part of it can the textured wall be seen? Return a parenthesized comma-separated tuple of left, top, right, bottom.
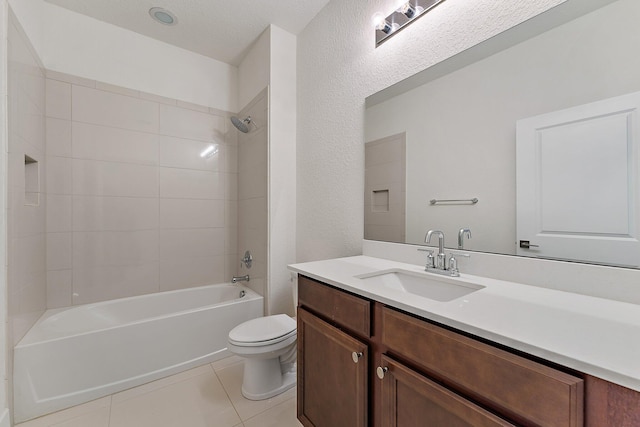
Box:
(296, 0, 566, 262)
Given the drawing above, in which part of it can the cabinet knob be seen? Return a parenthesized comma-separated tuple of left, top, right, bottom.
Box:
(376, 366, 388, 379)
(351, 352, 363, 363)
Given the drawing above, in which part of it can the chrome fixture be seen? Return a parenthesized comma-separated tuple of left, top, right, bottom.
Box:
(425, 230, 446, 269)
(374, 0, 447, 46)
(230, 116, 252, 133)
(424, 230, 460, 277)
(430, 198, 478, 205)
(232, 275, 250, 284)
(458, 228, 471, 249)
(148, 7, 178, 26)
(241, 250, 253, 269)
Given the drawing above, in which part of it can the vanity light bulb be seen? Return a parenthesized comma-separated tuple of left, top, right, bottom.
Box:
(399, 2, 416, 18)
(376, 19, 393, 34)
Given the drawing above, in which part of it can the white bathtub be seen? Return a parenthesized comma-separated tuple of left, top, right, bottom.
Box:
(14, 283, 263, 423)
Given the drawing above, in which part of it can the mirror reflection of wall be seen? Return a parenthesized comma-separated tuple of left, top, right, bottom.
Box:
(364, 0, 640, 267)
(364, 133, 406, 242)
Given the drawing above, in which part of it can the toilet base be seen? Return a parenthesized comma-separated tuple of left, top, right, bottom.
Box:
(240, 357, 296, 401)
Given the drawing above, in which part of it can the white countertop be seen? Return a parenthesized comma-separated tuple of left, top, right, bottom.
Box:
(289, 255, 640, 392)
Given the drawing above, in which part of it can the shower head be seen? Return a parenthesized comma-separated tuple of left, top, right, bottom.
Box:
(230, 116, 252, 133)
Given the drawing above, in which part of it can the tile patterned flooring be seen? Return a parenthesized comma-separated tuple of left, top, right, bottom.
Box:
(16, 356, 302, 427)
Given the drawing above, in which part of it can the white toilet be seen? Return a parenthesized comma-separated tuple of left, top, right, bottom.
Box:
(228, 314, 297, 400)
(228, 279, 298, 400)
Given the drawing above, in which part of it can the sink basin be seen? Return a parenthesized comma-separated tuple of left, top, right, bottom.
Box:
(356, 269, 484, 302)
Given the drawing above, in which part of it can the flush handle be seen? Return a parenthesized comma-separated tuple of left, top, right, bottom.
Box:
(351, 352, 363, 364)
(376, 366, 388, 379)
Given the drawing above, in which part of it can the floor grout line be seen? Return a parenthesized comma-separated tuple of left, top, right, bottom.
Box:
(211, 362, 244, 423)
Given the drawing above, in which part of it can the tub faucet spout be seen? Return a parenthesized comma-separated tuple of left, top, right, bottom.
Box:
(232, 275, 250, 284)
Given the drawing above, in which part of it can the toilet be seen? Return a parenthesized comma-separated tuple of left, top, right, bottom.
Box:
(227, 314, 297, 400)
(228, 280, 298, 400)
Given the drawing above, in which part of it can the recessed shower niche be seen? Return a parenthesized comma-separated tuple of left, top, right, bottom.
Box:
(24, 155, 39, 206)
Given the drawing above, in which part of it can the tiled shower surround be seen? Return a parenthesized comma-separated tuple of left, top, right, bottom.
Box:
(44, 72, 240, 309)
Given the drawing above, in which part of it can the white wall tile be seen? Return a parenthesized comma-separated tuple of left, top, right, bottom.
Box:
(73, 196, 159, 231)
(46, 70, 96, 88)
(159, 135, 221, 171)
(159, 168, 224, 200)
(73, 159, 158, 197)
(159, 256, 225, 291)
(72, 86, 159, 133)
(221, 144, 238, 174)
(47, 232, 72, 270)
(17, 91, 45, 152)
(160, 199, 224, 229)
(46, 79, 71, 119)
(72, 122, 158, 165)
(46, 156, 73, 195)
(46, 118, 72, 157)
(47, 270, 73, 309)
(73, 230, 159, 268)
(72, 263, 159, 305)
(238, 162, 267, 200)
(225, 173, 238, 201)
(46, 194, 72, 232)
(13, 201, 46, 237)
(159, 104, 225, 142)
(159, 228, 225, 261)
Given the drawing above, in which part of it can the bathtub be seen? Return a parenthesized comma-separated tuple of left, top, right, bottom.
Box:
(13, 283, 263, 423)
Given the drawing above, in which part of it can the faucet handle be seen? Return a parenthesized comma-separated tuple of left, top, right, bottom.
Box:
(418, 248, 435, 269)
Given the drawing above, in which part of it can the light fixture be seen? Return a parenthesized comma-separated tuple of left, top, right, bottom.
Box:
(376, 19, 395, 35)
(398, 2, 417, 18)
(200, 144, 219, 159)
(149, 7, 178, 26)
(375, 0, 446, 46)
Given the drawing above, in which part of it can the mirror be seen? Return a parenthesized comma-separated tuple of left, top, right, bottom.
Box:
(364, 0, 640, 267)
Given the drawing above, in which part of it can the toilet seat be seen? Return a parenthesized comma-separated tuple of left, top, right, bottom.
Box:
(228, 314, 296, 347)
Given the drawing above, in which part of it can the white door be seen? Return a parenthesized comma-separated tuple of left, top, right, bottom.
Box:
(516, 91, 640, 267)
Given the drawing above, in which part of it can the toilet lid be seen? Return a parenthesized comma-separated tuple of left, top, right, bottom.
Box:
(229, 314, 296, 344)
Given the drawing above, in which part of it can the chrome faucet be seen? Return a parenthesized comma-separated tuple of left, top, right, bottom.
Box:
(458, 228, 471, 249)
(425, 230, 446, 269)
(424, 230, 460, 277)
(232, 275, 250, 284)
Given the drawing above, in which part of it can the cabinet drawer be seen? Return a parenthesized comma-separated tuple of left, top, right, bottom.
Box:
(382, 307, 583, 427)
(298, 275, 371, 338)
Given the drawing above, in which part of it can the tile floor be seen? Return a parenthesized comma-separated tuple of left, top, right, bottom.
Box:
(16, 356, 303, 427)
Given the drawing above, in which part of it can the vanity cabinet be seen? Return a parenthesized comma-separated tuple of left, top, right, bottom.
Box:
(297, 275, 639, 427)
(297, 276, 371, 427)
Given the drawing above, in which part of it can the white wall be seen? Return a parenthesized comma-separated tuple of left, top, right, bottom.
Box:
(268, 26, 296, 315)
(238, 25, 297, 315)
(238, 28, 270, 112)
(296, 0, 568, 262)
(10, 1, 237, 112)
(6, 0, 42, 59)
(0, 2, 10, 425)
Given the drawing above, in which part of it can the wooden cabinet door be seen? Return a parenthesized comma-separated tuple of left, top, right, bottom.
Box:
(297, 308, 368, 427)
(378, 355, 515, 427)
